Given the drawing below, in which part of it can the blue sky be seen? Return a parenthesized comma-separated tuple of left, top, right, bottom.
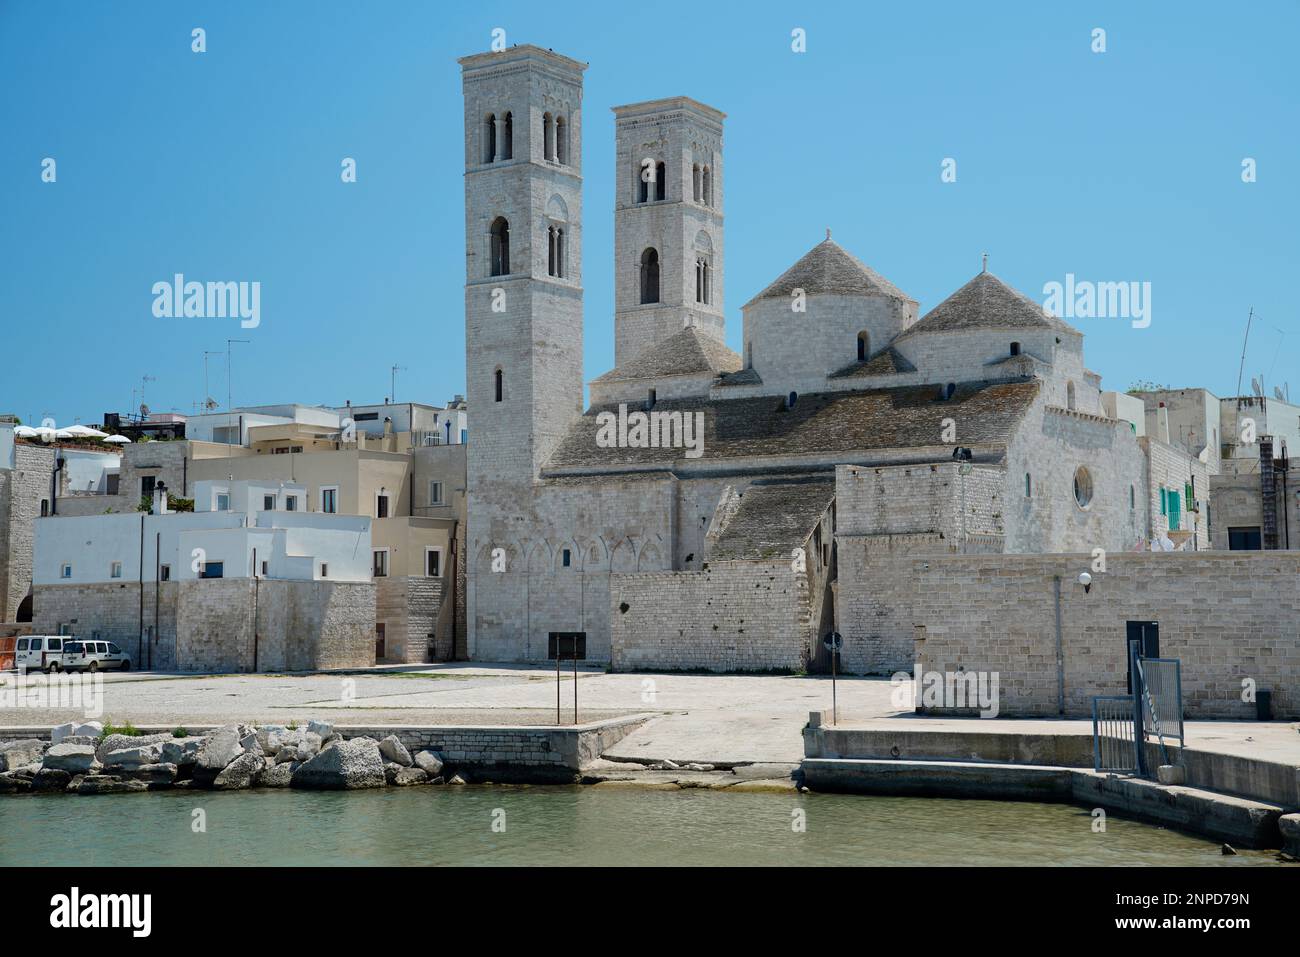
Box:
(2, 0, 1296, 427)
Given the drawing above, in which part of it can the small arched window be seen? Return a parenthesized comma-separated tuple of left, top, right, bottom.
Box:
(554, 227, 564, 277)
(702, 166, 712, 206)
(1129, 485, 1135, 509)
(503, 112, 513, 160)
(555, 116, 568, 165)
(494, 368, 503, 403)
(489, 217, 510, 277)
(543, 112, 555, 161)
(787, 391, 798, 408)
(1066, 380, 1077, 410)
(485, 113, 497, 163)
(1025, 473, 1032, 498)
(695, 258, 711, 304)
(857, 331, 870, 361)
(655, 161, 666, 201)
(647, 388, 657, 410)
(640, 248, 660, 304)
(562, 548, 572, 568)
(1010, 341, 1021, 356)
(942, 382, 956, 401)
(692, 163, 701, 202)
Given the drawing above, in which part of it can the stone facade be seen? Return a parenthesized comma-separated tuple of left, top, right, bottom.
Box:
(910, 552, 1299, 719)
(0, 443, 55, 622)
(33, 578, 374, 673)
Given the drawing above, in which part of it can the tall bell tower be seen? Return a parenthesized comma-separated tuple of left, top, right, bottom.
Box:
(460, 46, 586, 501)
(612, 97, 725, 365)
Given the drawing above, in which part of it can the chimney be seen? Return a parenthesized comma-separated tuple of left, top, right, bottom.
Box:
(152, 481, 169, 515)
(1156, 403, 1170, 444)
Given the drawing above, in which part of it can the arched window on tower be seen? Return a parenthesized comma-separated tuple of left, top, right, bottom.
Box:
(494, 368, 503, 403)
(485, 114, 497, 164)
(1010, 341, 1021, 356)
(695, 259, 704, 303)
(489, 217, 510, 277)
(503, 112, 513, 160)
(640, 248, 660, 304)
(555, 116, 568, 165)
(857, 331, 870, 361)
(547, 226, 556, 277)
(655, 161, 666, 201)
(1066, 380, 1077, 410)
(702, 166, 712, 206)
(543, 112, 555, 161)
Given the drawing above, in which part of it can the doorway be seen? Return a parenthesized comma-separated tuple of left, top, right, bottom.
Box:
(1125, 620, 1159, 692)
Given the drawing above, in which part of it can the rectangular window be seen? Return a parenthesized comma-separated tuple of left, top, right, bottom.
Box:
(426, 548, 441, 577)
(375, 623, 386, 660)
(216, 492, 231, 511)
(141, 475, 156, 498)
(285, 495, 298, 512)
(60, 563, 72, 579)
(261, 561, 268, 576)
(1227, 527, 1262, 551)
(372, 550, 388, 577)
(40, 499, 50, 517)
(106, 474, 119, 495)
(160, 564, 171, 582)
(320, 563, 329, 578)
(264, 494, 276, 510)
(321, 487, 338, 513)
(110, 561, 122, 579)
(428, 481, 444, 506)
(200, 561, 225, 579)
(376, 494, 389, 519)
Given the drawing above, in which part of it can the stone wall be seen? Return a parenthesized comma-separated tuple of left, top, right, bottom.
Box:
(609, 560, 811, 672)
(35, 578, 375, 673)
(376, 574, 444, 664)
(910, 552, 1300, 719)
(0, 444, 55, 622)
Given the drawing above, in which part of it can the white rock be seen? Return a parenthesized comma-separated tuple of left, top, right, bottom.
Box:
(413, 751, 444, 776)
(51, 721, 103, 745)
(378, 735, 413, 767)
(42, 743, 97, 773)
(103, 742, 165, 770)
(306, 719, 333, 739)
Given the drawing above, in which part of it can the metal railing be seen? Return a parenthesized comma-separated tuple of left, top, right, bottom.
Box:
(1092, 695, 1140, 773)
(1091, 650, 1184, 776)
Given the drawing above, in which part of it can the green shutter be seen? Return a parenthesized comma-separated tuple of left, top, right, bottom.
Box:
(1168, 491, 1181, 531)
(1159, 488, 1167, 516)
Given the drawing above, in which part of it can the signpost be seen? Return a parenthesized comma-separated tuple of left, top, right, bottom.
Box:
(549, 632, 586, 724)
(823, 632, 843, 724)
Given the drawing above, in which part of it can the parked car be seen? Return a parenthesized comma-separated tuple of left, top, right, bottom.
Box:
(60, 640, 131, 673)
(14, 635, 67, 674)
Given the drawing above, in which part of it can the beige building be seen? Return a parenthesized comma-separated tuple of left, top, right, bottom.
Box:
(50, 403, 467, 664)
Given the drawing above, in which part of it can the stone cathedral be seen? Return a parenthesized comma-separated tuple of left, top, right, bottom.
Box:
(459, 45, 1192, 675)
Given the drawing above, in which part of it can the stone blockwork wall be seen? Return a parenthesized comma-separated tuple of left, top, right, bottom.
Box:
(911, 552, 1300, 719)
(1, 444, 55, 622)
(376, 575, 444, 664)
(36, 578, 376, 673)
(609, 560, 811, 672)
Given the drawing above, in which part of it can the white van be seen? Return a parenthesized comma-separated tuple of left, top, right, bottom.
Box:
(60, 640, 131, 673)
(14, 636, 67, 674)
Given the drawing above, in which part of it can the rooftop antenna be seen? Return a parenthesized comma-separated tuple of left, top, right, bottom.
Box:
(981, 252, 988, 273)
(1234, 306, 1255, 400)
(825, 227, 831, 241)
(226, 338, 250, 457)
(390, 364, 407, 404)
(203, 350, 223, 412)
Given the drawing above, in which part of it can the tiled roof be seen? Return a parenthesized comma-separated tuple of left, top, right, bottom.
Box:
(714, 367, 763, 388)
(744, 238, 913, 307)
(897, 270, 1078, 339)
(593, 327, 741, 383)
(544, 379, 1040, 471)
(829, 346, 917, 379)
(709, 481, 836, 561)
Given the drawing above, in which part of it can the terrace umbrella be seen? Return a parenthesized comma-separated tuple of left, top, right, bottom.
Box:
(12, 426, 37, 437)
(31, 426, 58, 440)
(103, 434, 132, 444)
(65, 425, 109, 438)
